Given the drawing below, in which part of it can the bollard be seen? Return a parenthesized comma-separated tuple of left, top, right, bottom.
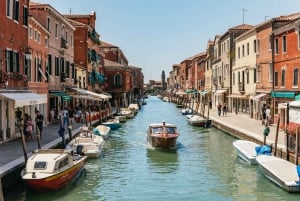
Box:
(263, 125, 270, 145)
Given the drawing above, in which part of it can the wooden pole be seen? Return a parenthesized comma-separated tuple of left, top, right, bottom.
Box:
(295, 126, 299, 165)
(20, 126, 28, 162)
(274, 116, 280, 156)
(36, 126, 41, 149)
(0, 178, 4, 201)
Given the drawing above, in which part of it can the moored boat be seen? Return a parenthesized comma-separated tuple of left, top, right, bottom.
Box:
(93, 125, 111, 140)
(256, 154, 300, 193)
(118, 108, 135, 119)
(233, 140, 260, 164)
(147, 121, 179, 150)
(21, 149, 87, 191)
(186, 115, 211, 128)
(102, 116, 121, 130)
(66, 127, 105, 159)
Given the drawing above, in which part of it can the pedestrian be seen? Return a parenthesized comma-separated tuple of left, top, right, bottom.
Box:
(222, 103, 227, 116)
(217, 102, 222, 117)
(26, 116, 33, 140)
(35, 111, 44, 139)
(50, 108, 55, 124)
(261, 103, 267, 125)
(266, 106, 271, 126)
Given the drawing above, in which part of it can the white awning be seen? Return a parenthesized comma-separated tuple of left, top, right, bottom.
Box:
(214, 90, 227, 94)
(73, 95, 102, 101)
(71, 88, 111, 100)
(252, 93, 267, 100)
(0, 92, 47, 107)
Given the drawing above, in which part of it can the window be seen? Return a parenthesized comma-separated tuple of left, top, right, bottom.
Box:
(6, 50, 19, 72)
(55, 23, 58, 38)
(34, 161, 47, 169)
(282, 35, 287, 53)
(37, 32, 41, 43)
(114, 73, 122, 87)
(281, 69, 285, 87)
(45, 37, 49, 48)
(13, 0, 19, 21)
(269, 63, 273, 82)
(247, 43, 249, 55)
(47, 17, 50, 31)
(257, 39, 260, 53)
(246, 69, 249, 84)
(293, 68, 299, 86)
(268, 35, 272, 50)
(23, 5, 28, 26)
(275, 38, 279, 55)
(242, 45, 245, 57)
(256, 65, 261, 82)
(238, 47, 240, 58)
(254, 69, 256, 83)
(55, 56, 59, 76)
(28, 25, 32, 38)
(34, 29, 37, 41)
(253, 40, 257, 53)
(6, 0, 12, 18)
(24, 55, 31, 81)
(274, 72, 278, 86)
(70, 35, 73, 48)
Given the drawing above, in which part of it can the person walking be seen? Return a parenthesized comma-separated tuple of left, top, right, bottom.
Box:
(261, 103, 267, 125)
(217, 103, 222, 117)
(25, 116, 33, 140)
(266, 106, 271, 126)
(222, 103, 227, 116)
(35, 111, 44, 139)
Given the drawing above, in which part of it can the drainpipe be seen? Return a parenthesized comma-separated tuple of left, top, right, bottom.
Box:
(271, 19, 275, 125)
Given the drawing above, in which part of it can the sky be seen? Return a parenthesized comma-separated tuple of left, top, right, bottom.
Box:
(35, 0, 300, 82)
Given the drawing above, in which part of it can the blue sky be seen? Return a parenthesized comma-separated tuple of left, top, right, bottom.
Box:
(35, 0, 300, 82)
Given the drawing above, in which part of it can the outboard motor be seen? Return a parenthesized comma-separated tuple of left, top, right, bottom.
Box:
(76, 145, 84, 155)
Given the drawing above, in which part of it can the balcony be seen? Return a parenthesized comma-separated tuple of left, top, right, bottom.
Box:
(61, 37, 68, 49)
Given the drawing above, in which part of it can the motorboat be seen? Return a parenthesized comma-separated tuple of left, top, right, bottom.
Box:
(128, 103, 139, 114)
(147, 121, 179, 150)
(116, 115, 126, 123)
(102, 116, 121, 130)
(118, 108, 135, 119)
(186, 115, 211, 128)
(256, 154, 300, 193)
(21, 149, 87, 191)
(162, 97, 170, 102)
(181, 108, 193, 115)
(233, 140, 261, 165)
(66, 127, 105, 159)
(93, 125, 111, 140)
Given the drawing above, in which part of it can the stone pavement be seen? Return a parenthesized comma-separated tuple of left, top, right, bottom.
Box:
(192, 105, 287, 151)
(0, 121, 91, 177)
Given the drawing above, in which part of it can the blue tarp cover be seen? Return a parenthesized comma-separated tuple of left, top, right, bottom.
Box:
(255, 145, 272, 155)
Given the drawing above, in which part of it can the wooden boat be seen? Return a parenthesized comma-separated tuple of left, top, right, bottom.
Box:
(233, 140, 260, 165)
(147, 121, 179, 150)
(21, 149, 87, 191)
(102, 117, 121, 130)
(186, 115, 211, 128)
(128, 103, 139, 114)
(94, 125, 111, 140)
(66, 127, 105, 159)
(256, 155, 300, 193)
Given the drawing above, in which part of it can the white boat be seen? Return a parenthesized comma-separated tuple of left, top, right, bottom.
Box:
(66, 127, 105, 159)
(182, 108, 193, 115)
(94, 125, 111, 140)
(187, 115, 211, 128)
(162, 97, 169, 102)
(128, 103, 139, 114)
(256, 155, 300, 193)
(116, 115, 126, 123)
(21, 149, 87, 191)
(119, 108, 135, 119)
(233, 140, 260, 165)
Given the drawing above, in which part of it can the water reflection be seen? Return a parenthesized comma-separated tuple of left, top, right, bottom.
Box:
(146, 148, 179, 172)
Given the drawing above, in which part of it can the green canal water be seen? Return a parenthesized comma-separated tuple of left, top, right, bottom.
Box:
(6, 96, 299, 201)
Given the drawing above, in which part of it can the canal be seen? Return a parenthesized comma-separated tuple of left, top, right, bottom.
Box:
(5, 96, 299, 201)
